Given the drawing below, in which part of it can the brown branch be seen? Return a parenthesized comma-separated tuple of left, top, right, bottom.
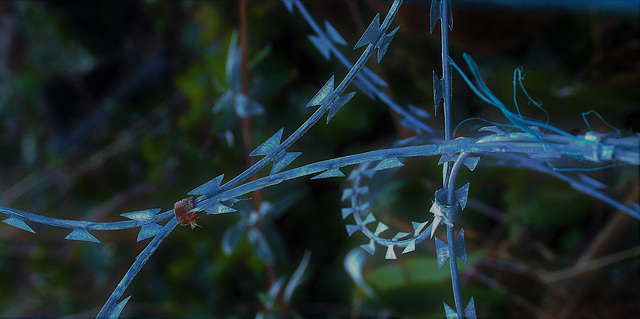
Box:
(238, 0, 262, 207)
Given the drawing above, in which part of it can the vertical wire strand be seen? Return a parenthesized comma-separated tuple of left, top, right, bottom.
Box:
(438, 0, 465, 317)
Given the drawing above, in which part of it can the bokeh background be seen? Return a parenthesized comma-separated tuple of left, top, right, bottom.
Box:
(0, 0, 638, 317)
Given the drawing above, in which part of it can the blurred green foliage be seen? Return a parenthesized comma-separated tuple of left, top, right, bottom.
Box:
(0, 0, 638, 317)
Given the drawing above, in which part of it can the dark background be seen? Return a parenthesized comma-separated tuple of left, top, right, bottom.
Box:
(0, 0, 638, 317)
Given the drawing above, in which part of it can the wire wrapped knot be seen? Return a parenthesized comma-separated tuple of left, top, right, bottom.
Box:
(580, 131, 616, 162)
(429, 188, 460, 227)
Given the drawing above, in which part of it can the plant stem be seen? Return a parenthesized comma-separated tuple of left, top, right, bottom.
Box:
(238, 0, 262, 207)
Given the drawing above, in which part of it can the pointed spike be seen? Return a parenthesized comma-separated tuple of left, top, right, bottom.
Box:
(464, 156, 481, 171)
(429, 199, 440, 216)
(225, 31, 241, 90)
(353, 76, 374, 98)
(110, 295, 132, 318)
(430, 0, 442, 34)
(362, 66, 387, 87)
(271, 152, 302, 174)
(212, 203, 237, 215)
(442, 301, 457, 319)
(438, 153, 456, 165)
(120, 208, 162, 222)
(342, 188, 354, 201)
(306, 76, 335, 108)
(362, 213, 376, 225)
(431, 216, 442, 238)
(385, 245, 397, 260)
(412, 221, 428, 236)
(3, 216, 35, 233)
(362, 169, 376, 178)
(424, 224, 433, 237)
(374, 222, 389, 236)
(356, 186, 369, 195)
(530, 152, 562, 159)
(188, 174, 225, 197)
(311, 167, 345, 180)
(137, 223, 163, 242)
(258, 201, 274, 215)
(326, 92, 356, 124)
(435, 236, 449, 269)
(282, 0, 294, 12)
(478, 125, 504, 134)
(430, 0, 453, 33)
(341, 208, 354, 220)
(201, 201, 237, 215)
(234, 93, 265, 117)
(465, 297, 477, 319)
(324, 20, 347, 46)
(346, 224, 360, 237)
(376, 26, 399, 63)
(399, 117, 421, 134)
(408, 104, 432, 119)
(213, 90, 234, 114)
(529, 125, 543, 134)
(446, 0, 454, 30)
(354, 13, 381, 50)
(373, 157, 404, 171)
(65, 228, 100, 243)
(455, 228, 468, 264)
(400, 117, 421, 135)
(433, 71, 444, 115)
(360, 239, 376, 255)
(250, 128, 284, 156)
(455, 183, 471, 210)
(393, 232, 410, 240)
(347, 170, 360, 181)
(579, 174, 608, 190)
(442, 166, 448, 188)
(402, 240, 416, 254)
(357, 202, 371, 212)
(248, 211, 260, 223)
(308, 34, 331, 60)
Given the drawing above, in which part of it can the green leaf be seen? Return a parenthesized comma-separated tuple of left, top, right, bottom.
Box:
(366, 253, 483, 291)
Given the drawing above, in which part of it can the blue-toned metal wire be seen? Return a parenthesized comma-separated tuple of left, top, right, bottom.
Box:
(1, 0, 638, 317)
